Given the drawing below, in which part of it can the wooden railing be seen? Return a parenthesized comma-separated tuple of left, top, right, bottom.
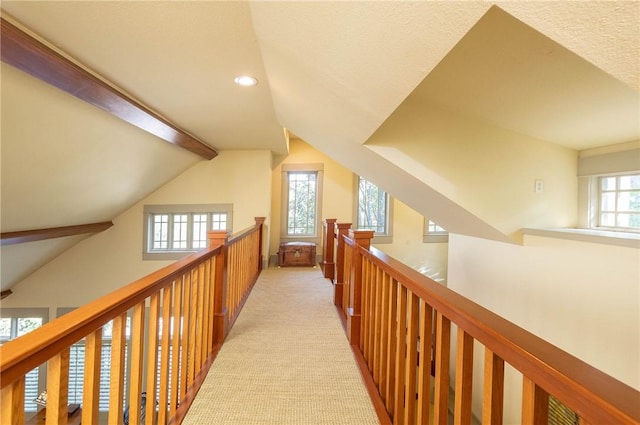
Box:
(0, 217, 264, 425)
(321, 220, 640, 425)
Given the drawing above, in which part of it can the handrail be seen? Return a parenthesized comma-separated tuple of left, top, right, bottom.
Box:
(1, 217, 265, 425)
(325, 220, 640, 425)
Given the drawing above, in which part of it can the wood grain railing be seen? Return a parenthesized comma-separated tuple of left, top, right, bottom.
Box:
(322, 221, 640, 425)
(0, 217, 264, 425)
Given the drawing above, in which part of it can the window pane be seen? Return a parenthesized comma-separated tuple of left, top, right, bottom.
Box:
(600, 212, 615, 226)
(212, 213, 227, 231)
(618, 191, 640, 212)
(428, 220, 446, 233)
(601, 176, 616, 191)
(358, 178, 387, 233)
(619, 174, 640, 190)
(153, 214, 169, 249)
(17, 318, 43, 337)
(600, 192, 616, 212)
(0, 318, 11, 340)
(192, 213, 208, 249)
(172, 214, 188, 249)
(287, 172, 317, 235)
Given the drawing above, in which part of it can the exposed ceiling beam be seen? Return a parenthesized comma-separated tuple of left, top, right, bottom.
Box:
(0, 17, 217, 160)
(1, 222, 114, 246)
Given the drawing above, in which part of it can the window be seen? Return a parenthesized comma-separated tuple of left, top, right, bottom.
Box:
(423, 219, 449, 243)
(281, 163, 324, 242)
(596, 173, 640, 231)
(354, 176, 393, 243)
(143, 204, 233, 260)
(0, 309, 48, 413)
(287, 172, 317, 235)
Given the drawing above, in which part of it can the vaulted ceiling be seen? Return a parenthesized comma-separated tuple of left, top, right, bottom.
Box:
(1, 1, 638, 292)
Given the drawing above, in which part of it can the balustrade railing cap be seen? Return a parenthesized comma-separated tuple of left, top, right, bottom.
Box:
(348, 229, 375, 239)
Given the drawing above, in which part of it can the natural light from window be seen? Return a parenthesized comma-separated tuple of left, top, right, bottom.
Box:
(597, 173, 640, 232)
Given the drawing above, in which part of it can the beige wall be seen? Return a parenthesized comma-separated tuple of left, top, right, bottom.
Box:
(375, 199, 448, 283)
(448, 233, 640, 423)
(366, 100, 578, 239)
(3, 150, 272, 317)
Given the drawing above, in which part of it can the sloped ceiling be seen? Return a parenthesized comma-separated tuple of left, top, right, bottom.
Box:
(1, 1, 638, 292)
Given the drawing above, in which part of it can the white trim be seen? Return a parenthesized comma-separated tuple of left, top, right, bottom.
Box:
(522, 228, 640, 249)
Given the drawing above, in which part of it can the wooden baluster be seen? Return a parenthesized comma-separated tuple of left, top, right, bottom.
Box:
(393, 285, 408, 424)
(405, 290, 419, 425)
(372, 266, 383, 385)
(170, 277, 184, 418)
(334, 223, 351, 308)
(454, 329, 474, 425)
(82, 329, 102, 424)
(180, 272, 191, 401)
(417, 300, 434, 425)
(187, 270, 199, 387)
(195, 263, 205, 370)
(202, 258, 212, 355)
(482, 349, 505, 425)
(1, 377, 25, 425)
(433, 312, 451, 425)
(46, 348, 70, 425)
(347, 229, 374, 346)
(145, 293, 160, 425)
(255, 217, 265, 271)
(322, 218, 336, 280)
(379, 272, 391, 400)
(522, 377, 549, 425)
(129, 302, 146, 425)
(108, 313, 127, 425)
(385, 277, 398, 416)
(158, 286, 173, 425)
(208, 230, 228, 345)
(361, 259, 370, 355)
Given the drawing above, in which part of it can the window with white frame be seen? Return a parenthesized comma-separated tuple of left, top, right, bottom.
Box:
(0, 309, 48, 413)
(355, 176, 393, 242)
(287, 172, 317, 235)
(423, 219, 449, 243)
(143, 204, 232, 260)
(596, 173, 640, 231)
(281, 163, 324, 241)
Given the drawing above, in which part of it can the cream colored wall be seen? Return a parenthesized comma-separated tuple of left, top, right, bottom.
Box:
(270, 139, 448, 280)
(447, 233, 640, 423)
(375, 199, 448, 283)
(269, 138, 353, 258)
(366, 100, 578, 239)
(3, 150, 272, 317)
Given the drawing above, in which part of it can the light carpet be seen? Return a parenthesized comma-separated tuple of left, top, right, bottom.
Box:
(182, 267, 380, 425)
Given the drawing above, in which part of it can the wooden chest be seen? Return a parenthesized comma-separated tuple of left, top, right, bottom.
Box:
(278, 242, 316, 267)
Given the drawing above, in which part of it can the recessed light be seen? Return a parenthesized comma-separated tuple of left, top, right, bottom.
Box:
(234, 75, 258, 86)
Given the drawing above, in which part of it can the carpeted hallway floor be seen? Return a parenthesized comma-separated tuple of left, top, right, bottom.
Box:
(182, 266, 380, 425)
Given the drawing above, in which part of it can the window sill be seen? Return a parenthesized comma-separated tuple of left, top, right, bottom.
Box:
(423, 234, 449, 243)
(522, 228, 640, 249)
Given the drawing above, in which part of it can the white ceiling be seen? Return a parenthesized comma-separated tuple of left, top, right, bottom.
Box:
(1, 1, 638, 291)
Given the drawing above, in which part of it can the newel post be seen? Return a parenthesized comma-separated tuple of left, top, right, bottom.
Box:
(334, 222, 352, 308)
(254, 217, 266, 271)
(322, 219, 337, 281)
(208, 230, 228, 345)
(347, 229, 374, 346)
